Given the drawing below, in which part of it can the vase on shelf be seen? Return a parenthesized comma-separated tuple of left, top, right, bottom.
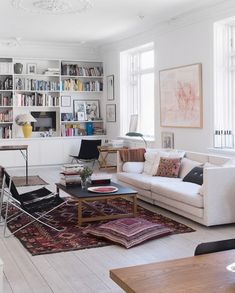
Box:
(14, 63, 23, 74)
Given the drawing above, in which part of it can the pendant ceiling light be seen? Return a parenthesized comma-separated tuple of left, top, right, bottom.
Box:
(11, 0, 93, 15)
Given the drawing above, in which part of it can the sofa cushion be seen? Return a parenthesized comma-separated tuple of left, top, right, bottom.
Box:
(156, 157, 181, 178)
(143, 152, 158, 175)
(117, 172, 153, 190)
(179, 158, 202, 178)
(151, 180, 203, 208)
(84, 218, 172, 248)
(123, 162, 144, 174)
(119, 148, 146, 162)
(183, 166, 203, 185)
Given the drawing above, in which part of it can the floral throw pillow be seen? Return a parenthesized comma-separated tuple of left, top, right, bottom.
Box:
(156, 157, 181, 178)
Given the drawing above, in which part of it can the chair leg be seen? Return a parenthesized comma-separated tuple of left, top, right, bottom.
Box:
(4, 200, 67, 238)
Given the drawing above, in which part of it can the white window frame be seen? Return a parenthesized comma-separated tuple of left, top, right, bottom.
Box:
(120, 43, 154, 137)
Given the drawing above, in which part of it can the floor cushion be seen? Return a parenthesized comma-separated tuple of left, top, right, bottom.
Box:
(84, 218, 172, 248)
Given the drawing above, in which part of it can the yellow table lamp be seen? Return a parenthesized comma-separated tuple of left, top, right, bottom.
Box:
(16, 114, 37, 138)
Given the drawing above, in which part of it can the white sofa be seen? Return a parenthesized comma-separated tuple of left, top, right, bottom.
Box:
(116, 150, 235, 226)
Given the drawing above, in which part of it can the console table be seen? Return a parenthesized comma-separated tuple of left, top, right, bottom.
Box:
(98, 146, 128, 169)
(110, 249, 235, 292)
(0, 145, 28, 184)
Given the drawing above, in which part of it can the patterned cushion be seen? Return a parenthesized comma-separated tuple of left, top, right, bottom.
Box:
(84, 218, 171, 248)
(156, 157, 181, 178)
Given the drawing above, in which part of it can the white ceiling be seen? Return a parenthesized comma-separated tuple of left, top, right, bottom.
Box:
(0, 0, 227, 47)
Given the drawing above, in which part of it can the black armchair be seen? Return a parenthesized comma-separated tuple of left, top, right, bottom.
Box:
(70, 139, 102, 168)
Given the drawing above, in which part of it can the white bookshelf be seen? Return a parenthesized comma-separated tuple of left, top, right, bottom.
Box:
(0, 57, 104, 138)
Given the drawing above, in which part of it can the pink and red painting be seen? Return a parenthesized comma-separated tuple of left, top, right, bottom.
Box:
(159, 63, 202, 128)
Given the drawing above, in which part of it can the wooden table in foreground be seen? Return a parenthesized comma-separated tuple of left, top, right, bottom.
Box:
(110, 250, 235, 293)
(56, 182, 137, 226)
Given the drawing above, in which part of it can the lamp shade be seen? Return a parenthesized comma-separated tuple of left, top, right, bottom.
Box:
(16, 114, 37, 125)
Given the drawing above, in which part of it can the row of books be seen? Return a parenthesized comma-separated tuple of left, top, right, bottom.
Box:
(0, 77, 13, 90)
(15, 93, 60, 107)
(0, 94, 13, 106)
(61, 64, 103, 77)
(0, 62, 12, 75)
(60, 164, 83, 186)
(61, 124, 86, 137)
(0, 109, 13, 122)
(0, 126, 12, 138)
(61, 79, 103, 92)
(15, 78, 60, 91)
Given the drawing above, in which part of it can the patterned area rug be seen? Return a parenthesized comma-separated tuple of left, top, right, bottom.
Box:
(13, 176, 49, 187)
(5, 199, 195, 255)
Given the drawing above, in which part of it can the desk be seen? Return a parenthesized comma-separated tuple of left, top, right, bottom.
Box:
(110, 249, 235, 292)
(0, 145, 28, 184)
(98, 146, 128, 169)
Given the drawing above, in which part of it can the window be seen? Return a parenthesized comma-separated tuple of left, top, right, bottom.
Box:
(214, 20, 235, 148)
(120, 43, 154, 137)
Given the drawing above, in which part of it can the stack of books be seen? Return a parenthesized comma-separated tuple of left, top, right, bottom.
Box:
(43, 68, 60, 76)
(59, 164, 83, 186)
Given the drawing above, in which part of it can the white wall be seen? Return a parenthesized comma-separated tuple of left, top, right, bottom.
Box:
(101, 1, 235, 153)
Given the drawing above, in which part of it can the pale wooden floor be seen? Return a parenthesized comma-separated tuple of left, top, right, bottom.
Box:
(1, 166, 235, 293)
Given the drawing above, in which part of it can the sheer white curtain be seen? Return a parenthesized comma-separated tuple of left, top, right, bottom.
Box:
(214, 22, 233, 134)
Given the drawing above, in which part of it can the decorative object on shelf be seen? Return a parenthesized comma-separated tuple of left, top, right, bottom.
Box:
(27, 63, 37, 74)
(106, 104, 116, 122)
(11, 0, 93, 15)
(107, 75, 114, 100)
(14, 62, 23, 74)
(86, 122, 93, 135)
(160, 63, 202, 128)
(161, 132, 174, 149)
(125, 132, 147, 147)
(74, 100, 100, 121)
(78, 166, 93, 189)
(15, 113, 37, 138)
(214, 129, 234, 148)
(61, 95, 71, 107)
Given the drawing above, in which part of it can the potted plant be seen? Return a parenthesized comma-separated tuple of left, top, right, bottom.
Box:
(78, 166, 93, 189)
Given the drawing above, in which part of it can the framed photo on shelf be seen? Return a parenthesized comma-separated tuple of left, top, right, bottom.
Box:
(73, 100, 86, 121)
(161, 132, 174, 149)
(73, 100, 100, 121)
(85, 100, 100, 120)
(61, 95, 71, 107)
(27, 63, 37, 74)
(106, 104, 116, 122)
(61, 113, 73, 121)
(159, 63, 202, 128)
(107, 75, 114, 100)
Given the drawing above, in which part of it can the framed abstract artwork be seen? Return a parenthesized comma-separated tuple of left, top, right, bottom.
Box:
(161, 132, 174, 149)
(106, 104, 116, 122)
(159, 63, 203, 128)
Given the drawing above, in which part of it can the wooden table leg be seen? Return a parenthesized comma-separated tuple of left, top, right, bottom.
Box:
(78, 199, 82, 226)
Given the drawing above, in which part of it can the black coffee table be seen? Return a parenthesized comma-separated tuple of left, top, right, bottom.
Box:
(56, 182, 137, 226)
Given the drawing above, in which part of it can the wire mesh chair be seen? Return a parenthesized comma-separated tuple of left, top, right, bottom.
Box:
(1, 170, 67, 237)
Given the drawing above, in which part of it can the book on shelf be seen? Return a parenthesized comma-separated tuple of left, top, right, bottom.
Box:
(0, 125, 12, 139)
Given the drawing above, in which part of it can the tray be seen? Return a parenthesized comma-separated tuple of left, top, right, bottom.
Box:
(87, 186, 118, 193)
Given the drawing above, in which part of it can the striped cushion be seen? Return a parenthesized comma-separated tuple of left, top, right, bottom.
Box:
(84, 218, 171, 248)
(119, 148, 146, 162)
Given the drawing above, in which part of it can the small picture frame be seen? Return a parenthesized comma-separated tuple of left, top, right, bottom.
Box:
(27, 63, 37, 74)
(106, 104, 116, 122)
(61, 95, 71, 107)
(107, 75, 114, 100)
(161, 132, 174, 149)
